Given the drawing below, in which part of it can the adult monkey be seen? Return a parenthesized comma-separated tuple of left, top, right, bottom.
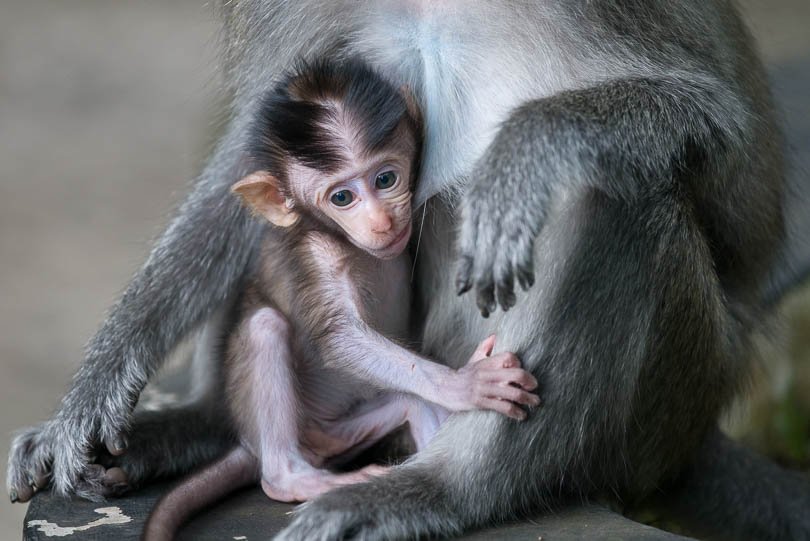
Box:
(7, 0, 810, 539)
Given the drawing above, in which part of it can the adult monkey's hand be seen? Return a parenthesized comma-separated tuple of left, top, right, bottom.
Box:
(6, 175, 262, 502)
(455, 113, 546, 317)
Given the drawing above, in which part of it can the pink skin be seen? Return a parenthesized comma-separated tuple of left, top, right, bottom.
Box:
(297, 338, 536, 470)
(307, 287, 541, 422)
(302, 393, 450, 465)
(241, 307, 390, 502)
(305, 167, 540, 418)
(236, 165, 541, 420)
(302, 158, 416, 260)
(231, 146, 540, 502)
(260, 464, 390, 503)
(433, 335, 540, 420)
(243, 308, 535, 502)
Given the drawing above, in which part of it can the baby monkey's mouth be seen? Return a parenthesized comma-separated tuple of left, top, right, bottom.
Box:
(388, 223, 411, 247)
(375, 221, 412, 258)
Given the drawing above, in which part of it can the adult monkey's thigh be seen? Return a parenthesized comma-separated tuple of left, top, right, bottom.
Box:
(279, 185, 738, 539)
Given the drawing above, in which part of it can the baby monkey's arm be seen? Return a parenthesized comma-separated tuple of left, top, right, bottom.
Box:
(318, 313, 540, 421)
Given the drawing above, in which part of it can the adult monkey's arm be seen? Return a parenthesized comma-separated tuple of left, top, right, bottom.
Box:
(455, 73, 771, 316)
(7, 121, 263, 501)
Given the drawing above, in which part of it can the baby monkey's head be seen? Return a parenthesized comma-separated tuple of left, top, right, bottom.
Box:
(233, 58, 422, 260)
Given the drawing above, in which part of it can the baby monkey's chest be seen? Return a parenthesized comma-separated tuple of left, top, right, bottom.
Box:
(350, 255, 412, 341)
(295, 232, 412, 341)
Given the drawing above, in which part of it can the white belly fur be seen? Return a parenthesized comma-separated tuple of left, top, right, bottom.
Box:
(350, 1, 616, 203)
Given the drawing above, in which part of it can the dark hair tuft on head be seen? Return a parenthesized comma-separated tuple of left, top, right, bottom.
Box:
(247, 57, 421, 186)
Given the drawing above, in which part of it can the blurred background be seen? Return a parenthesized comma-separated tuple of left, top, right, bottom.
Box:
(0, 1, 808, 538)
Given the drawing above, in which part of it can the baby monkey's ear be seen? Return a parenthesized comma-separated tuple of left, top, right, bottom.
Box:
(232, 171, 300, 228)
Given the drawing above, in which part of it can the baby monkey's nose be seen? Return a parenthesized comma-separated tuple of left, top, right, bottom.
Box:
(370, 211, 393, 233)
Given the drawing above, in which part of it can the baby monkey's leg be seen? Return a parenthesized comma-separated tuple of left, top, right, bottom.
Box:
(304, 394, 449, 465)
(240, 307, 386, 503)
(304, 336, 541, 467)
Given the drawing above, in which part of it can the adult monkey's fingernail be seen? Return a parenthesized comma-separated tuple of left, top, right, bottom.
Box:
(107, 436, 127, 456)
(114, 436, 127, 452)
(456, 256, 473, 294)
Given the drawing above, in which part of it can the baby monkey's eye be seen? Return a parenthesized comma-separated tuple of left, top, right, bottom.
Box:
(375, 171, 398, 190)
(330, 190, 354, 207)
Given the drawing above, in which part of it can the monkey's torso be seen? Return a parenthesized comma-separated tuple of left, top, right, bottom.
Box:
(230, 226, 412, 425)
(231, 1, 738, 205)
(229, 1, 776, 362)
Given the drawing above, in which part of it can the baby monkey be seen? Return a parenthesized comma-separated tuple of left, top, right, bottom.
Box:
(144, 59, 539, 540)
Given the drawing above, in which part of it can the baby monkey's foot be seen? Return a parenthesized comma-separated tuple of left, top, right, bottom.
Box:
(261, 464, 389, 503)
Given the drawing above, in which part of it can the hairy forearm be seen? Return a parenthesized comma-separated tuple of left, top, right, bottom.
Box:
(486, 75, 749, 209)
(317, 317, 452, 405)
(458, 73, 752, 315)
(59, 146, 264, 422)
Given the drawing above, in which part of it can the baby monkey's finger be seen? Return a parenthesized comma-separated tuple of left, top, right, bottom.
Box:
(480, 398, 527, 421)
(469, 335, 497, 362)
(485, 384, 541, 408)
(481, 367, 538, 391)
(484, 351, 522, 369)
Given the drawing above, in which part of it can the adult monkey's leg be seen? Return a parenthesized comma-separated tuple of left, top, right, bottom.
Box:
(277, 64, 788, 538)
(6, 119, 264, 502)
(653, 428, 810, 540)
(278, 185, 739, 540)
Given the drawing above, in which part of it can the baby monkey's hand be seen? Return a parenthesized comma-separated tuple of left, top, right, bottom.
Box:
(441, 335, 540, 420)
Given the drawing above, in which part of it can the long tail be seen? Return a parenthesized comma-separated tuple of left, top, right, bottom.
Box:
(142, 445, 256, 541)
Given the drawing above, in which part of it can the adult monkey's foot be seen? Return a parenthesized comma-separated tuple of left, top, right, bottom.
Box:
(7, 412, 129, 502)
(276, 464, 460, 541)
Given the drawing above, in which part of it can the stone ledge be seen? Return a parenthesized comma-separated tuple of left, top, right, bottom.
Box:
(24, 485, 691, 541)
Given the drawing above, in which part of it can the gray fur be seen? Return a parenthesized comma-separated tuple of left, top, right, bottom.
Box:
(7, 1, 810, 540)
(6, 109, 263, 500)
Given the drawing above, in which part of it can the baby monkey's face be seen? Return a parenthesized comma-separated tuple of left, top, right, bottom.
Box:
(231, 146, 415, 261)
(232, 81, 421, 261)
(305, 151, 413, 260)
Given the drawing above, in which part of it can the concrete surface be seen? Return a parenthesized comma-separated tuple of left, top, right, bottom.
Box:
(24, 485, 693, 541)
(1, 1, 808, 539)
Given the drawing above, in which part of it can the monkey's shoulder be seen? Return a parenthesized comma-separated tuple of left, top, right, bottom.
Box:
(295, 231, 354, 268)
